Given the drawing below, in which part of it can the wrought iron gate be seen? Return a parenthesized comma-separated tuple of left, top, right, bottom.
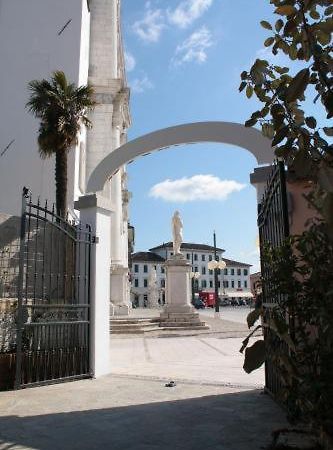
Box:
(14, 188, 92, 388)
(257, 161, 290, 397)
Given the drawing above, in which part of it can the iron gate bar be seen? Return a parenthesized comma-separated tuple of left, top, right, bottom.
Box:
(258, 161, 290, 398)
(14, 188, 30, 389)
(14, 188, 92, 389)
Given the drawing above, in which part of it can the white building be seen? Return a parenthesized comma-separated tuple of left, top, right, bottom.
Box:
(0, 0, 131, 312)
(130, 242, 252, 307)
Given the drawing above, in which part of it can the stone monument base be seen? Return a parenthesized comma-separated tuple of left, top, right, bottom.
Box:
(110, 265, 130, 316)
(159, 311, 209, 330)
(159, 255, 209, 330)
(110, 303, 130, 316)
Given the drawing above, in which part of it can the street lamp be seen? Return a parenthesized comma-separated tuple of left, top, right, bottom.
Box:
(207, 231, 226, 318)
(190, 271, 200, 304)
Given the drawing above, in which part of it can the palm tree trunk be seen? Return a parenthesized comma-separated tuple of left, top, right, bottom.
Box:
(55, 150, 67, 218)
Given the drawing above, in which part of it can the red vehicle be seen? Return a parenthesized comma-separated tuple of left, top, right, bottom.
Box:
(199, 291, 216, 308)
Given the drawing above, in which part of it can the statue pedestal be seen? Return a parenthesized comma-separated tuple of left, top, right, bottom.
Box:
(159, 255, 209, 330)
(110, 265, 130, 316)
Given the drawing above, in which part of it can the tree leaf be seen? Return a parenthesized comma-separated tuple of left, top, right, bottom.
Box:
(317, 30, 331, 46)
(264, 37, 275, 47)
(247, 308, 262, 328)
(243, 340, 266, 374)
(286, 68, 310, 102)
(318, 165, 333, 193)
(289, 45, 298, 60)
(275, 18, 284, 32)
(305, 116, 317, 129)
(323, 127, 333, 137)
(260, 20, 272, 30)
(272, 126, 289, 146)
(275, 5, 297, 16)
(324, 6, 333, 16)
(239, 81, 247, 92)
(322, 193, 333, 228)
(310, 9, 320, 20)
(284, 19, 297, 34)
(240, 70, 248, 80)
(275, 66, 289, 74)
(246, 85, 253, 98)
(262, 123, 275, 139)
(271, 103, 285, 118)
(245, 117, 257, 127)
(323, 91, 333, 119)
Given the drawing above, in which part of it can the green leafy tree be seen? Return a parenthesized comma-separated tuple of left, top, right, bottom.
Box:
(26, 71, 95, 217)
(240, 0, 333, 231)
(239, 0, 333, 436)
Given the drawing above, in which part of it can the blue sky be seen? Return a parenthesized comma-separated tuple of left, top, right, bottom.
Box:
(121, 0, 281, 272)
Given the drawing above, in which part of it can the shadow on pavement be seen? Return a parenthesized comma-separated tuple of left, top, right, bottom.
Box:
(0, 390, 287, 450)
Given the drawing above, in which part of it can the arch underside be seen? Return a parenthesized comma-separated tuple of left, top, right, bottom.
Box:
(87, 121, 274, 193)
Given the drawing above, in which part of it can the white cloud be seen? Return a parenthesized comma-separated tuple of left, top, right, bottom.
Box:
(168, 0, 213, 29)
(172, 26, 213, 65)
(132, 7, 166, 43)
(130, 75, 154, 94)
(149, 175, 246, 202)
(124, 51, 136, 72)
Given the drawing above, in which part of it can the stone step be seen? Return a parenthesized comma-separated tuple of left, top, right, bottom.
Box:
(160, 321, 207, 328)
(111, 328, 145, 335)
(110, 317, 161, 334)
(111, 318, 159, 325)
(110, 323, 156, 330)
(160, 317, 201, 323)
(162, 325, 210, 331)
(160, 313, 199, 319)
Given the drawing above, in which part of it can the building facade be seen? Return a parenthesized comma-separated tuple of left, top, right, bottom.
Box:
(130, 243, 253, 307)
(0, 0, 131, 312)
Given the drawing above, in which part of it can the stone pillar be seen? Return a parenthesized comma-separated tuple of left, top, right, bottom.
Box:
(75, 194, 113, 377)
(110, 265, 130, 315)
(250, 165, 274, 204)
(164, 256, 193, 314)
(159, 255, 209, 329)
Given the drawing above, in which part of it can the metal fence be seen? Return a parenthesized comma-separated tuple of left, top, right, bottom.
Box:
(258, 161, 290, 398)
(0, 188, 92, 389)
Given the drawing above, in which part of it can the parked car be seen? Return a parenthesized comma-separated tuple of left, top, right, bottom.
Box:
(220, 298, 230, 307)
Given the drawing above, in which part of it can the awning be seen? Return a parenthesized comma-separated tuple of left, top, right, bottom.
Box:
(226, 291, 254, 298)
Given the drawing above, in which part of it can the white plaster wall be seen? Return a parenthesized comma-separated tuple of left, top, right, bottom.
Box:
(0, 0, 89, 215)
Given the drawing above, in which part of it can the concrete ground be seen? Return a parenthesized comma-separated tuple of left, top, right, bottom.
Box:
(0, 309, 288, 450)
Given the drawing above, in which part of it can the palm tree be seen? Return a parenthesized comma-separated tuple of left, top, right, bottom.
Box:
(26, 71, 95, 217)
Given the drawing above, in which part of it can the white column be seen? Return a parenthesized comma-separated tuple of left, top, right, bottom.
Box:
(250, 165, 274, 204)
(110, 123, 122, 264)
(75, 194, 113, 377)
(88, 0, 118, 81)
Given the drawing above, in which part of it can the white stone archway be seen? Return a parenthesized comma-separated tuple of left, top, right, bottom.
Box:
(76, 120, 275, 378)
(87, 121, 274, 193)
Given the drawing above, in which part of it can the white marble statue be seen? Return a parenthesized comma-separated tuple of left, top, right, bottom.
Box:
(172, 210, 183, 255)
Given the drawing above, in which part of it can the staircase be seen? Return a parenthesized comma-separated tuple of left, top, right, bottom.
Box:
(110, 317, 161, 334)
(159, 312, 210, 330)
